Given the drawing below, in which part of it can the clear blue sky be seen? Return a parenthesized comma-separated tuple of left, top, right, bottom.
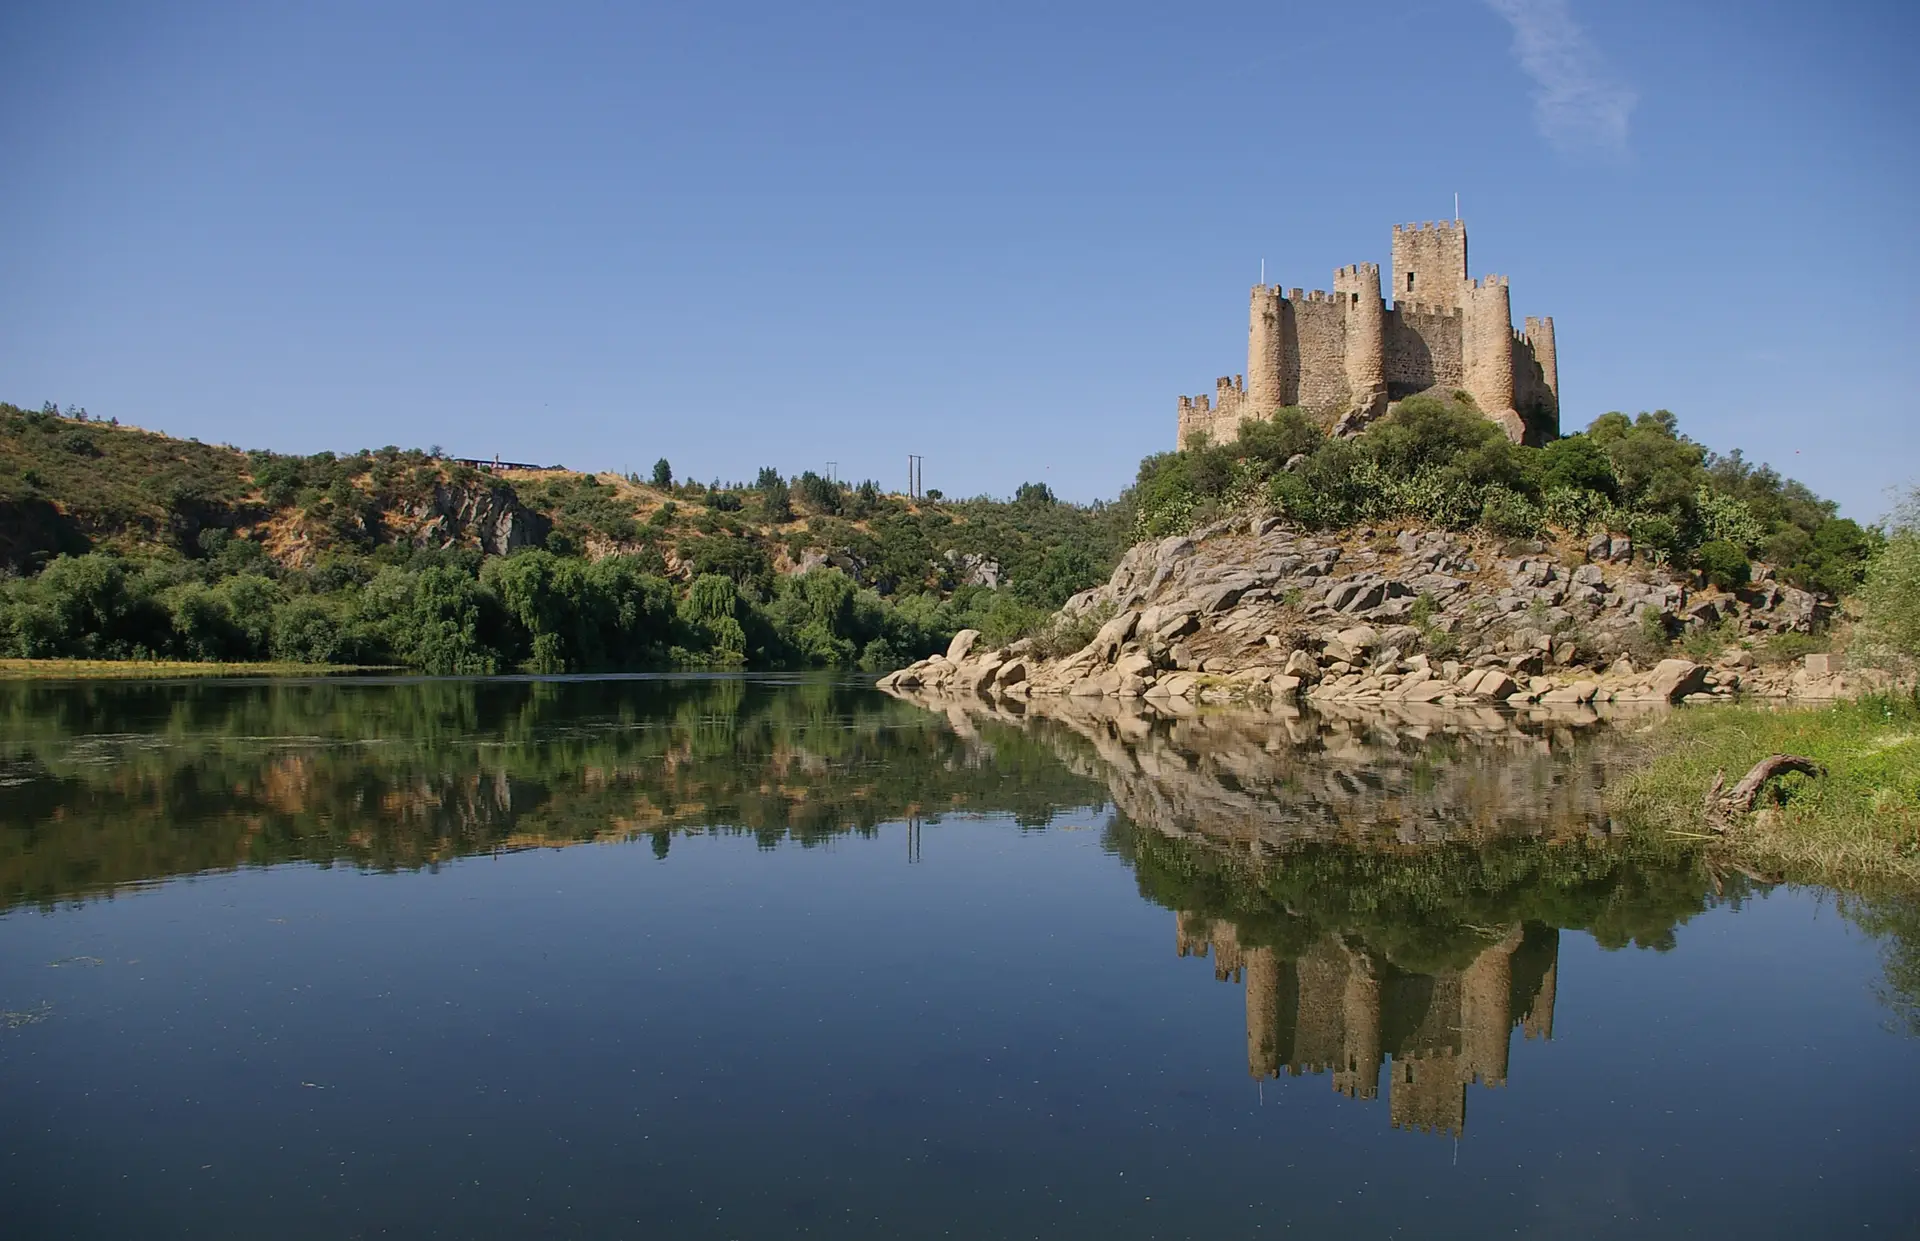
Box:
(3, 1, 1913, 517)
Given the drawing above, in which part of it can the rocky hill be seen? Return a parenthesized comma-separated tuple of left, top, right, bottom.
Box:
(881, 515, 1881, 710)
(0, 402, 1123, 604)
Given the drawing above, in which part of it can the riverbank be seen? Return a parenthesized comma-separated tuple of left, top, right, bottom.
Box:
(0, 658, 385, 679)
(1610, 692, 1920, 889)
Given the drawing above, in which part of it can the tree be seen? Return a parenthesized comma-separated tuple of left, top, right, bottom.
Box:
(1014, 482, 1057, 507)
(1536, 433, 1618, 498)
(760, 477, 792, 523)
(679, 573, 747, 660)
(409, 565, 499, 674)
(1859, 487, 1920, 659)
(796, 471, 841, 515)
(652, 458, 673, 489)
(1588, 410, 1704, 515)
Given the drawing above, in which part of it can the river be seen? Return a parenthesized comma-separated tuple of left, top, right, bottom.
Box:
(1, 676, 1914, 1238)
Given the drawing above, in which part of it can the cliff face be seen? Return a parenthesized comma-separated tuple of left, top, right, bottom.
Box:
(403, 481, 551, 556)
(881, 516, 1870, 711)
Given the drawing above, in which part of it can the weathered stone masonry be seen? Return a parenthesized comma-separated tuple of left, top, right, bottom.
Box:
(1177, 220, 1559, 448)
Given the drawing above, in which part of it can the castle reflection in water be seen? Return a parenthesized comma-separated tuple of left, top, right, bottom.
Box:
(1175, 916, 1557, 1137)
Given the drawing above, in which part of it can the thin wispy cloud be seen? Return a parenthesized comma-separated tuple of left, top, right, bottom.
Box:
(1484, 0, 1636, 156)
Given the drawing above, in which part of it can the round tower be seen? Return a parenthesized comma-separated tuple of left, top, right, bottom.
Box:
(1245, 948, 1281, 1079)
(1247, 285, 1286, 417)
(1335, 263, 1386, 422)
(1525, 315, 1559, 439)
(1462, 277, 1518, 438)
(1461, 931, 1518, 1088)
(1333, 946, 1382, 1100)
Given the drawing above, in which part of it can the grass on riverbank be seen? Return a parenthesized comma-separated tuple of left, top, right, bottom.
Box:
(0, 658, 386, 680)
(1611, 692, 1920, 890)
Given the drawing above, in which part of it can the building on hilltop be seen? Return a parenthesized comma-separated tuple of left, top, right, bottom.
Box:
(1176, 219, 1559, 449)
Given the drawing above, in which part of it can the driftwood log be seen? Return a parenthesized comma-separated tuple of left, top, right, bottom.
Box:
(1703, 753, 1826, 826)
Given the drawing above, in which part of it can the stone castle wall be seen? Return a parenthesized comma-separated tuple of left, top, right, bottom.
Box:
(1384, 304, 1464, 400)
(1289, 292, 1351, 416)
(1178, 220, 1558, 448)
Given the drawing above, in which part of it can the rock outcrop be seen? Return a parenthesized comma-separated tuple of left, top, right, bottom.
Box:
(880, 517, 1871, 712)
(405, 481, 550, 556)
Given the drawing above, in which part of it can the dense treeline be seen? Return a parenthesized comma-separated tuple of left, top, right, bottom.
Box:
(1, 401, 1130, 671)
(0, 546, 1031, 672)
(1136, 397, 1879, 596)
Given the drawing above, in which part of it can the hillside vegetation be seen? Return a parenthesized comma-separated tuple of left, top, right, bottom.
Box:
(1138, 396, 1877, 599)
(0, 402, 1127, 672)
(2, 397, 1889, 675)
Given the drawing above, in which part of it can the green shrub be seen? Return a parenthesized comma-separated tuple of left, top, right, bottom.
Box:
(1759, 631, 1825, 666)
(1693, 539, 1751, 590)
(1031, 602, 1112, 661)
(1479, 487, 1542, 538)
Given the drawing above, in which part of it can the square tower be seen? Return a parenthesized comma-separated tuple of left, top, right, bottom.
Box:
(1391, 220, 1468, 308)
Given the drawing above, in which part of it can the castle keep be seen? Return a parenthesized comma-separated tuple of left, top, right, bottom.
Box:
(1177, 219, 1559, 447)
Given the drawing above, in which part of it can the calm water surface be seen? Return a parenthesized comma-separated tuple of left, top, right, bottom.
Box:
(1, 676, 1914, 1238)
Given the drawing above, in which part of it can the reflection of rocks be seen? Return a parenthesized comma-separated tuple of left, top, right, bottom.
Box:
(887, 687, 1627, 851)
(1180, 916, 1559, 1137)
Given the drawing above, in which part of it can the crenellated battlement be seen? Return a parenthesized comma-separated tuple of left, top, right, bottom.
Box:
(1178, 217, 1558, 447)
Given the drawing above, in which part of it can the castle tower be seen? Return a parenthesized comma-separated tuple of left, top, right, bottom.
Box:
(1332, 946, 1383, 1100)
(1463, 276, 1520, 440)
(1246, 947, 1282, 1079)
(1522, 934, 1558, 1042)
(1461, 927, 1521, 1087)
(1390, 220, 1468, 308)
(1389, 1052, 1467, 1137)
(1247, 285, 1287, 419)
(1335, 263, 1387, 425)
(1525, 315, 1560, 429)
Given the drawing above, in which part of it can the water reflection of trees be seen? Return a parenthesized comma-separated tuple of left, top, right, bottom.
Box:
(0, 677, 1108, 911)
(4, 677, 1912, 1047)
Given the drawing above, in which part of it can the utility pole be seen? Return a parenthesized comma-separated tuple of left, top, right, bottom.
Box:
(907, 454, 923, 499)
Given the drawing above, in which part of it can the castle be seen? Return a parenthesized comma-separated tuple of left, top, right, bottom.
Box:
(1176, 219, 1559, 448)
(1177, 914, 1560, 1137)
